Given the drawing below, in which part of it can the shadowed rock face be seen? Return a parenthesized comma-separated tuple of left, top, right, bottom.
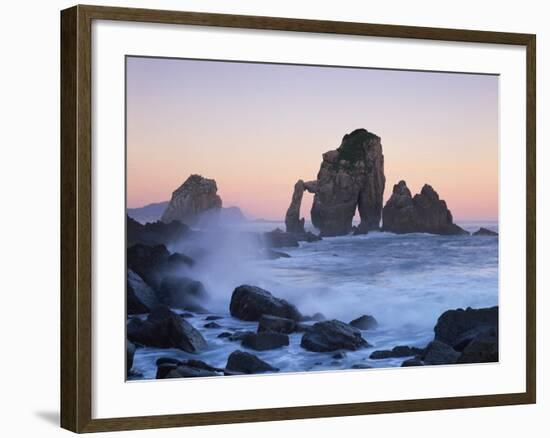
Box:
(381, 180, 468, 235)
(161, 174, 222, 225)
(311, 129, 385, 236)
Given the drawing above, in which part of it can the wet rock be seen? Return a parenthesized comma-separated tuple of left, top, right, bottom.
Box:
(127, 270, 159, 314)
(228, 330, 256, 342)
(264, 229, 299, 248)
(205, 315, 223, 321)
(420, 340, 460, 365)
(217, 331, 232, 339)
(258, 315, 297, 334)
(381, 181, 468, 235)
(457, 331, 498, 363)
(472, 227, 498, 236)
(434, 306, 498, 351)
(127, 243, 194, 290)
(241, 332, 290, 351)
(349, 314, 378, 330)
(263, 249, 291, 260)
(225, 350, 279, 374)
(300, 320, 369, 352)
(332, 352, 347, 360)
(127, 215, 191, 247)
(126, 340, 135, 373)
(230, 285, 302, 321)
(295, 323, 314, 333)
(157, 359, 222, 379)
(161, 174, 222, 225)
(127, 306, 207, 353)
(401, 358, 424, 367)
(204, 322, 221, 329)
(311, 129, 385, 236)
(369, 345, 423, 359)
(158, 275, 209, 312)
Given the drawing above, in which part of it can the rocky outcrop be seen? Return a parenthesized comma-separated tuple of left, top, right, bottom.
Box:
(156, 358, 226, 379)
(300, 320, 369, 352)
(127, 215, 190, 247)
(420, 340, 460, 365)
(225, 350, 279, 374)
(349, 314, 378, 330)
(127, 306, 207, 353)
(127, 243, 194, 290)
(229, 285, 302, 321)
(264, 228, 320, 248)
(381, 181, 468, 235)
(161, 175, 222, 225)
(127, 270, 159, 314)
(241, 332, 290, 350)
(311, 129, 385, 236)
(473, 227, 498, 236)
(369, 345, 423, 359)
(258, 315, 297, 334)
(157, 275, 209, 312)
(434, 306, 498, 351)
(285, 179, 317, 234)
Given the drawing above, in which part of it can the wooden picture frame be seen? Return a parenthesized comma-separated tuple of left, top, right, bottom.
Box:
(60, 4, 536, 433)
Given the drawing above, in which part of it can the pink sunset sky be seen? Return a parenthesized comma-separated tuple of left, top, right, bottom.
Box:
(126, 57, 498, 221)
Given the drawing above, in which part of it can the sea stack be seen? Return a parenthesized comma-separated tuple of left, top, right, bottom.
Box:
(381, 181, 468, 235)
(161, 174, 222, 225)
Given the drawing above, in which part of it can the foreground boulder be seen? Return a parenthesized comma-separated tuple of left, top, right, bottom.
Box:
(225, 350, 279, 374)
(241, 332, 289, 351)
(230, 285, 302, 321)
(472, 227, 498, 236)
(457, 331, 498, 363)
(349, 314, 378, 330)
(127, 215, 191, 247)
(127, 306, 207, 353)
(157, 359, 223, 379)
(420, 340, 460, 365)
(370, 345, 423, 359)
(258, 315, 297, 334)
(161, 174, 222, 225)
(158, 275, 209, 312)
(434, 306, 498, 351)
(127, 243, 194, 290)
(300, 320, 369, 352)
(311, 129, 385, 236)
(381, 181, 468, 235)
(127, 270, 159, 314)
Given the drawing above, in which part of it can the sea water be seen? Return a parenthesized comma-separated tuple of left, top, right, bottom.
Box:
(130, 221, 498, 380)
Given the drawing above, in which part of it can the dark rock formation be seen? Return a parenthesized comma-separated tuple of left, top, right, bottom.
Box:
(263, 249, 291, 260)
(401, 358, 424, 367)
(157, 275, 209, 312)
(369, 345, 423, 359)
(229, 285, 302, 321)
(258, 315, 297, 334)
(420, 340, 460, 365)
(204, 322, 221, 329)
(434, 306, 498, 351)
(127, 270, 159, 314)
(311, 129, 385, 236)
(127, 215, 191, 247)
(127, 306, 207, 353)
(225, 350, 279, 374)
(473, 227, 498, 236)
(241, 332, 290, 350)
(264, 229, 299, 248)
(126, 340, 135, 373)
(161, 174, 222, 225)
(127, 243, 194, 290)
(285, 179, 317, 234)
(351, 363, 373, 369)
(157, 359, 223, 379)
(381, 181, 468, 235)
(227, 330, 256, 342)
(457, 331, 498, 363)
(300, 319, 369, 352)
(349, 314, 379, 330)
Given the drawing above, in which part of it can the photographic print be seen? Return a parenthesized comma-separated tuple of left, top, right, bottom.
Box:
(125, 56, 499, 381)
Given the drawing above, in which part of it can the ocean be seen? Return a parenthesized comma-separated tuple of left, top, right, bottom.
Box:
(130, 220, 498, 380)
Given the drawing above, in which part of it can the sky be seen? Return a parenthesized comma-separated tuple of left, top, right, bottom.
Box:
(126, 56, 498, 221)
